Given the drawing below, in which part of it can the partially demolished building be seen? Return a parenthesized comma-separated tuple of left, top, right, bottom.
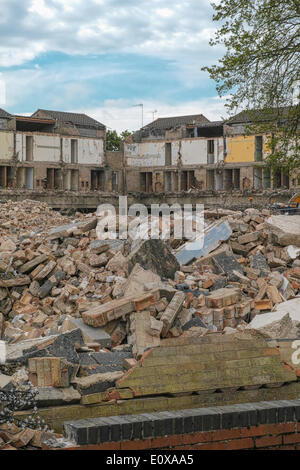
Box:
(0, 107, 298, 197)
(0, 108, 122, 192)
(124, 114, 225, 192)
(125, 111, 297, 193)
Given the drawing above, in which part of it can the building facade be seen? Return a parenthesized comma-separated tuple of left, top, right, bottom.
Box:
(0, 108, 122, 192)
(124, 114, 225, 192)
(0, 107, 297, 195)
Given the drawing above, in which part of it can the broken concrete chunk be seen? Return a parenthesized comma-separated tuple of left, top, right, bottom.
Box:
(127, 239, 180, 280)
(106, 251, 127, 272)
(265, 215, 300, 247)
(212, 252, 244, 282)
(73, 370, 124, 395)
(247, 313, 300, 339)
(123, 263, 161, 298)
(35, 386, 81, 407)
(174, 219, 232, 265)
(61, 316, 112, 348)
(8, 329, 84, 364)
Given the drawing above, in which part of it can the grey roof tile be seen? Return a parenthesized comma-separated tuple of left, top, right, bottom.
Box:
(143, 113, 210, 130)
(0, 108, 12, 119)
(32, 109, 105, 129)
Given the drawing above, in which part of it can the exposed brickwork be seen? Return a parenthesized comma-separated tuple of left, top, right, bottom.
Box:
(62, 399, 300, 450)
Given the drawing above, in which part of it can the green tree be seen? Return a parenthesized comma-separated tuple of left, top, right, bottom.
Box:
(120, 130, 132, 140)
(203, 0, 300, 171)
(106, 130, 132, 151)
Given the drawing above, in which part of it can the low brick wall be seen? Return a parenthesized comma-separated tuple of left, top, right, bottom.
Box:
(62, 399, 300, 450)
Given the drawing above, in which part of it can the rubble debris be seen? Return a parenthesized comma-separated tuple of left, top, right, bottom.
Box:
(72, 370, 124, 395)
(0, 199, 300, 442)
(160, 291, 185, 337)
(128, 311, 162, 358)
(174, 219, 232, 265)
(61, 316, 112, 348)
(127, 239, 180, 279)
(247, 298, 300, 331)
(28, 357, 77, 388)
(123, 263, 161, 298)
(265, 215, 300, 246)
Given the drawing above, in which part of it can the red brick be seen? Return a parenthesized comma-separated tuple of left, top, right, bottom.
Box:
(96, 442, 121, 450)
(172, 445, 195, 450)
(212, 428, 242, 441)
(151, 435, 183, 448)
(134, 294, 155, 311)
(255, 435, 282, 448)
(277, 445, 296, 450)
(283, 433, 300, 445)
(241, 423, 295, 438)
(192, 441, 228, 450)
(182, 432, 213, 445)
(227, 438, 254, 450)
(120, 439, 152, 450)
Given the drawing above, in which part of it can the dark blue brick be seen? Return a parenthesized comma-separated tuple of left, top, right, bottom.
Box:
(169, 411, 184, 434)
(66, 420, 88, 445)
(85, 422, 100, 445)
(276, 401, 295, 423)
(104, 416, 122, 441)
(153, 412, 174, 437)
(201, 408, 222, 431)
(96, 418, 114, 442)
(181, 409, 195, 433)
(292, 399, 300, 421)
(140, 413, 155, 438)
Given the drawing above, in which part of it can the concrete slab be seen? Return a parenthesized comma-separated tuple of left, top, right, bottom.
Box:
(174, 220, 232, 265)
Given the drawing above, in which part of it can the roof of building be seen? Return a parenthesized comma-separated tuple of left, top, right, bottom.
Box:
(0, 108, 12, 119)
(32, 109, 105, 129)
(143, 113, 210, 130)
(227, 106, 292, 124)
(187, 120, 224, 128)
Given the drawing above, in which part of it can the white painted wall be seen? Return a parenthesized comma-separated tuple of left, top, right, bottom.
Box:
(63, 137, 103, 164)
(125, 137, 224, 167)
(15, 133, 104, 164)
(78, 138, 103, 165)
(0, 131, 14, 160)
(178, 140, 207, 165)
(125, 141, 166, 167)
(34, 135, 61, 162)
(16, 133, 60, 162)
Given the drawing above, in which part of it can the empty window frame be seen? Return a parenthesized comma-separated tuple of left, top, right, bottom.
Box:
(71, 139, 78, 164)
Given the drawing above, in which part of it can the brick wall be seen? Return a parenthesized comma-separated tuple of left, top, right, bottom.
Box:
(61, 399, 300, 450)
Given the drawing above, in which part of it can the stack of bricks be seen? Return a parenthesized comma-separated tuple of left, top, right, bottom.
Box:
(195, 287, 250, 331)
(28, 357, 76, 388)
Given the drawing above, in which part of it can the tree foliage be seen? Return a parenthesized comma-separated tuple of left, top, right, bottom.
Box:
(106, 129, 132, 151)
(203, 0, 300, 171)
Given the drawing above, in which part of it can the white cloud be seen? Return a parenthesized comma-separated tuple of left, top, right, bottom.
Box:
(29, 0, 55, 19)
(0, 0, 219, 67)
(156, 8, 174, 18)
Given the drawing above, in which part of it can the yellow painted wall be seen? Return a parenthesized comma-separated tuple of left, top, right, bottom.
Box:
(226, 134, 270, 163)
(226, 135, 255, 163)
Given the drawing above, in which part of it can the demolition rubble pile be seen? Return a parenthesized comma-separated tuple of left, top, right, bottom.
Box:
(0, 200, 300, 448)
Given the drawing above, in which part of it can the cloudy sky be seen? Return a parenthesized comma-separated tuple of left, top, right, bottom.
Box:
(0, 0, 227, 132)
